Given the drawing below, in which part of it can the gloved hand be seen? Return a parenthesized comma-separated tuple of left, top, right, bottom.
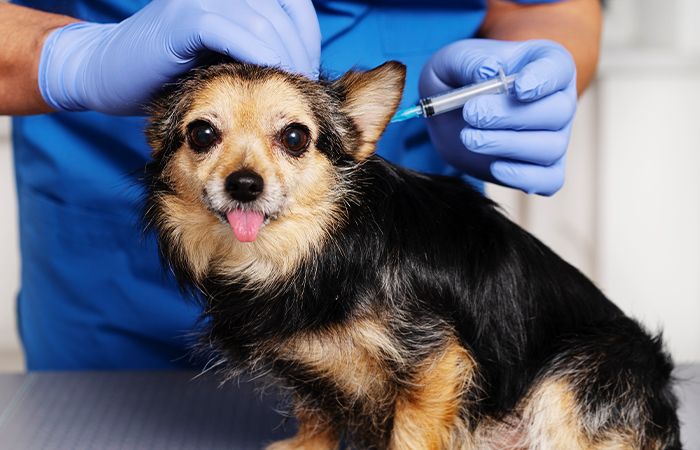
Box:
(419, 39, 577, 195)
(38, 0, 320, 115)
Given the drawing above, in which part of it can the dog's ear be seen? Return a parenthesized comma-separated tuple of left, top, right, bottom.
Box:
(333, 61, 406, 160)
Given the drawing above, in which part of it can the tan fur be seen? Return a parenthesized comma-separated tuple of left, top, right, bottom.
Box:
(265, 407, 340, 450)
(337, 62, 406, 160)
(151, 64, 406, 288)
(389, 340, 477, 450)
(472, 379, 641, 450)
(275, 334, 479, 450)
(519, 379, 592, 450)
(155, 194, 228, 279)
(281, 318, 405, 402)
(156, 74, 346, 287)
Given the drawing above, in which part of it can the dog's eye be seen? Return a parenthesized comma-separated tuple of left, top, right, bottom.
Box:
(280, 124, 310, 156)
(187, 120, 220, 152)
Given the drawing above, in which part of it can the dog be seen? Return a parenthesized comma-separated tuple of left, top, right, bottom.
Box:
(143, 61, 681, 450)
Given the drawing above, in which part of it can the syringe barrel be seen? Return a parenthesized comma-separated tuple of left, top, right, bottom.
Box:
(421, 74, 516, 117)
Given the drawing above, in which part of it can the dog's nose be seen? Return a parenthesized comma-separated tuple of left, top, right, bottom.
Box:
(225, 170, 264, 202)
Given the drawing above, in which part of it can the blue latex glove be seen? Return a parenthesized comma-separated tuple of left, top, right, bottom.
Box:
(38, 0, 320, 115)
(419, 39, 577, 195)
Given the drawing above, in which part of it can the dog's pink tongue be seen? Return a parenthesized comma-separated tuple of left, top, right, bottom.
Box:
(226, 210, 264, 242)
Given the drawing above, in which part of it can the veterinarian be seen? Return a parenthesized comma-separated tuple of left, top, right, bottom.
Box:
(0, 0, 600, 370)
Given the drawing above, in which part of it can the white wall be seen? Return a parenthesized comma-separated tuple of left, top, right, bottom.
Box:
(0, 0, 19, 371)
(488, 0, 700, 363)
(597, 63, 700, 363)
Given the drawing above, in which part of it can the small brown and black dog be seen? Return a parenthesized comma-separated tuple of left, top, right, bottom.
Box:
(144, 61, 681, 449)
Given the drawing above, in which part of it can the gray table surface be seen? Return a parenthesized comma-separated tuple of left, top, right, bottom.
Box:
(0, 366, 697, 449)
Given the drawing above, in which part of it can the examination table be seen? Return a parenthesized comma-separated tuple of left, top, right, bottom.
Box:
(0, 366, 697, 449)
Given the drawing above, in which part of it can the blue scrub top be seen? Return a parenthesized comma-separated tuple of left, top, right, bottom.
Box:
(11, 0, 558, 370)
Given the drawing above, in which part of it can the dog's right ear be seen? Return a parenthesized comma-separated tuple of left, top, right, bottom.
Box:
(332, 61, 406, 161)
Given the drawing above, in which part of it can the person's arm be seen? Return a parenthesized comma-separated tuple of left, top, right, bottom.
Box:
(479, 0, 602, 95)
(1, 1, 321, 117)
(0, 3, 77, 115)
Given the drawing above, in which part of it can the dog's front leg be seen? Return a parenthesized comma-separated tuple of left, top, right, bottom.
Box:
(389, 341, 477, 450)
(265, 407, 340, 450)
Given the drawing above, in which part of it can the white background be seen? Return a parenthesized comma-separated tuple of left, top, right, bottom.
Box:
(0, 0, 699, 371)
(488, 0, 700, 363)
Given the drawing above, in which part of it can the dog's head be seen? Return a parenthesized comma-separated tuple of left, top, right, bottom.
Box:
(145, 61, 405, 287)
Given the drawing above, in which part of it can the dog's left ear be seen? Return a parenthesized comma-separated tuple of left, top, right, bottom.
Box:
(333, 61, 406, 160)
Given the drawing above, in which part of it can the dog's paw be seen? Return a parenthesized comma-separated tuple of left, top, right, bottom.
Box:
(265, 437, 338, 450)
(264, 440, 293, 450)
(264, 439, 304, 450)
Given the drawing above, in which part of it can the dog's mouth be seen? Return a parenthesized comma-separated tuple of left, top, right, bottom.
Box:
(202, 185, 282, 243)
(225, 209, 267, 243)
(209, 207, 278, 243)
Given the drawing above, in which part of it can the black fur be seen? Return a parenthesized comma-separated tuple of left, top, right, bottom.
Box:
(203, 159, 679, 446)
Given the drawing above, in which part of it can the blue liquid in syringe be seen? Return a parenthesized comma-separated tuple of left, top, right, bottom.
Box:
(391, 70, 516, 123)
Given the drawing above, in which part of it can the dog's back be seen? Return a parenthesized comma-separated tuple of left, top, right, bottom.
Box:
(342, 158, 680, 448)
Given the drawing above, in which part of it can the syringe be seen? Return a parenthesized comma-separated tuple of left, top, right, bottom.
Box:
(391, 68, 516, 123)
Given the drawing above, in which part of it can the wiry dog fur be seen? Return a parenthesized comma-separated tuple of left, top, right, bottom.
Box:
(144, 61, 681, 450)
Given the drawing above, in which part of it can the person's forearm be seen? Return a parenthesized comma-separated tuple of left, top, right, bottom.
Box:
(0, 4, 78, 115)
(479, 0, 602, 95)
